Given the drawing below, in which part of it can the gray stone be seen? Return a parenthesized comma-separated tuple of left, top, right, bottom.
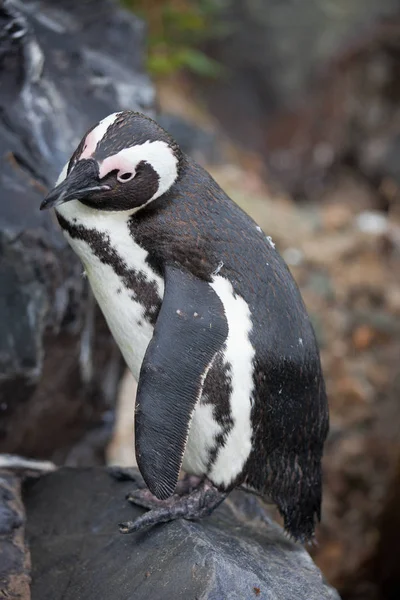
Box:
(0, 470, 30, 599)
(0, 0, 154, 462)
(24, 468, 340, 600)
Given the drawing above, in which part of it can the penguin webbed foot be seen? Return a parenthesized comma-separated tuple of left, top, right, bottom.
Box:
(119, 480, 227, 534)
(126, 487, 178, 509)
(126, 474, 202, 506)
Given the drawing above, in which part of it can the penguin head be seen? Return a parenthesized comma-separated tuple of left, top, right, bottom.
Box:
(41, 111, 181, 213)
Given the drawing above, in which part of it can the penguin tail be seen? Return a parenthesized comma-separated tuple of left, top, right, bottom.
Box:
(274, 455, 323, 543)
(245, 448, 324, 543)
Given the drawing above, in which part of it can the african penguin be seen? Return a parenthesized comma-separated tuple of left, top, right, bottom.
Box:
(41, 110, 329, 542)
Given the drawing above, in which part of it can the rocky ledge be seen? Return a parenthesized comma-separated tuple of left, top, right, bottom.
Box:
(15, 467, 340, 600)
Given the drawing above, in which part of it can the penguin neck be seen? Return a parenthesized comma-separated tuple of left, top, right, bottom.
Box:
(55, 198, 165, 299)
(176, 155, 222, 201)
(55, 199, 137, 231)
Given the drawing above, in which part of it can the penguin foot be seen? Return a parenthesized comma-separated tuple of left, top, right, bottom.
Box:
(124, 475, 207, 509)
(126, 488, 179, 509)
(119, 480, 227, 534)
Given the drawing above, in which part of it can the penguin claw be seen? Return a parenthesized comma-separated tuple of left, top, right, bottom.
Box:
(118, 520, 138, 534)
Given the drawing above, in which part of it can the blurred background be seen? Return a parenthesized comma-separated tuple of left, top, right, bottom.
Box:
(1, 1, 400, 599)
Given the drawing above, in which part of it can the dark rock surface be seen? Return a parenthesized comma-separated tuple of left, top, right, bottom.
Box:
(0, 470, 30, 599)
(24, 467, 340, 600)
(0, 0, 154, 462)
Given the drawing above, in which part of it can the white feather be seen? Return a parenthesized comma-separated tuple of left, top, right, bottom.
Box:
(56, 161, 69, 185)
(68, 238, 154, 380)
(208, 276, 255, 487)
(182, 401, 222, 476)
(58, 201, 164, 296)
(56, 203, 164, 380)
(80, 112, 122, 159)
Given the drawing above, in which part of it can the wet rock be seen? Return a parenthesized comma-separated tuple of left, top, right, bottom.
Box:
(0, 0, 154, 461)
(0, 470, 30, 599)
(24, 467, 340, 600)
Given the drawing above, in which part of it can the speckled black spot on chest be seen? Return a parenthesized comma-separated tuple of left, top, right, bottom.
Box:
(56, 214, 161, 324)
(202, 355, 234, 470)
(202, 356, 233, 425)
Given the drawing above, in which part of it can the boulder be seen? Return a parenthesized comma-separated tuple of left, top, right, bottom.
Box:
(0, 0, 154, 463)
(0, 469, 30, 599)
(24, 467, 340, 600)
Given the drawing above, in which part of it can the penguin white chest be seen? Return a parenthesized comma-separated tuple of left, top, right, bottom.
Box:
(80, 251, 157, 381)
(56, 202, 164, 380)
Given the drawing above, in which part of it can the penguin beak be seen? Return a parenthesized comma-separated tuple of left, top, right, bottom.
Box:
(40, 159, 110, 211)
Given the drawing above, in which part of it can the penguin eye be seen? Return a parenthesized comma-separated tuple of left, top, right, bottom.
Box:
(117, 171, 135, 183)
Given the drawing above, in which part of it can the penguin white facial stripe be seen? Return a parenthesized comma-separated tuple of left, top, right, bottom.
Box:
(56, 162, 69, 185)
(209, 276, 255, 487)
(80, 112, 122, 160)
(98, 141, 179, 200)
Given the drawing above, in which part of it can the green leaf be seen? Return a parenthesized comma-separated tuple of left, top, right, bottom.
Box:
(175, 48, 224, 77)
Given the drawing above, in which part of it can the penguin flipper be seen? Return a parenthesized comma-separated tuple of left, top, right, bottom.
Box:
(135, 265, 228, 500)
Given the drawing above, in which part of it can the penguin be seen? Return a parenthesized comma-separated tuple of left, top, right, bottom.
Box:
(41, 111, 329, 542)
